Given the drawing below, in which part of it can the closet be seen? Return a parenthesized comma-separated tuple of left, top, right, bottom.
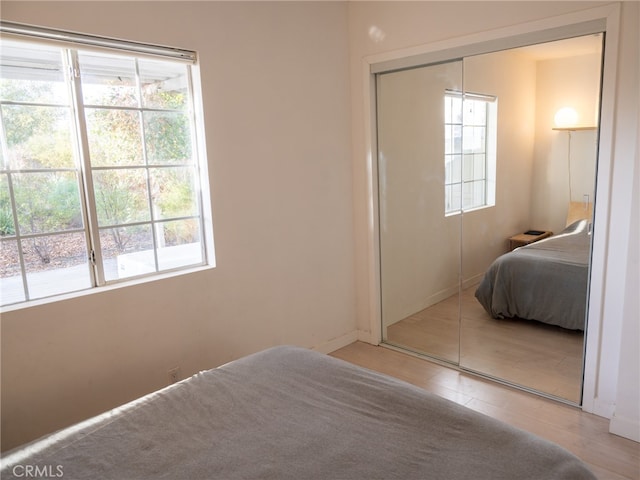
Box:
(376, 32, 603, 404)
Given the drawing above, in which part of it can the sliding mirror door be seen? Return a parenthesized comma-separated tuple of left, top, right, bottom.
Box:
(460, 34, 603, 403)
(377, 32, 603, 404)
(377, 60, 463, 363)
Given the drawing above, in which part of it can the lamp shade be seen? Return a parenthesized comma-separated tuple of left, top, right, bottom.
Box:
(554, 107, 579, 128)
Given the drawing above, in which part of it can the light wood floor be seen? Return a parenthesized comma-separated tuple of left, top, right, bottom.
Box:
(331, 341, 640, 480)
(386, 285, 584, 402)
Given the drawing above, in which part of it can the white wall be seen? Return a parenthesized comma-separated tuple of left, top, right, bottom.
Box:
(531, 53, 601, 233)
(0, 1, 355, 451)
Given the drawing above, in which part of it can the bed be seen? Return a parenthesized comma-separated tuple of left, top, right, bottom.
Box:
(0, 346, 595, 480)
(475, 220, 591, 331)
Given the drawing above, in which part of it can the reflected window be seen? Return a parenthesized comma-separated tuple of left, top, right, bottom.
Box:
(444, 90, 497, 214)
(0, 33, 211, 307)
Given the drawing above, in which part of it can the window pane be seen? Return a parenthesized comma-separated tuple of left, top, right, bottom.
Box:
(444, 96, 452, 124)
(0, 136, 5, 171)
(444, 125, 453, 155)
(450, 155, 461, 183)
(23, 232, 91, 299)
(0, 239, 25, 305)
(0, 174, 15, 237)
(156, 219, 202, 270)
(462, 154, 474, 182)
(79, 51, 138, 107)
(452, 125, 462, 153)
(101, 225, 154, 281)
(3, 105, 76, 169)
(473, 101, 487, 125)
(474, 126, 486, 152)
(150, 167, 198, 219)
(445, 123, 463, 155)
(449, 183, 461, 212)
(451, 96, 462, 123)
(1, 33, 210, 306)
(0, 40, 68, 104)
(474, 154, 486, 180)
(144, 111, 192, 164)
(445, 156, 452, 184)
(93, 169, 151, 226)
(462, 181, 473, 209)
(461, 180, 487, 210)
(13, 172, 83, 235)
(464, 99, 486, 126)
(445, 185, 451, 212)
(140, 59, 188, 110)
(85, 108, 143, 167)
(465, 126, 474, 153)
(473, 180, 486, 206)
(445, 94, 494, 214)
(463, 100, 473, 125)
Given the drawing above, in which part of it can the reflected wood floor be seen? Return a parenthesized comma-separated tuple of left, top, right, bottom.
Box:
(331, 341, 640, 480)
(386, 284, 584, 402)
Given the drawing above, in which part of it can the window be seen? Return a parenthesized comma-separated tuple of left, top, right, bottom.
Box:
(444, 90, 496, 214)
(0, 25, 212, 307)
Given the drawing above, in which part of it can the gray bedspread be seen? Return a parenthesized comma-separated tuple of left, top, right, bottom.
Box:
(1, 346, 595, 479)
(475, 220, 591, 330)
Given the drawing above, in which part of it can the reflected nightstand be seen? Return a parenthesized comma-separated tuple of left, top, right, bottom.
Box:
(509, 230, 552, 251)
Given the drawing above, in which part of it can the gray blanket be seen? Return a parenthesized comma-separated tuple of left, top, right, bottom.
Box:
(1, 346, 595, 479)
(475, 221, 591, 330)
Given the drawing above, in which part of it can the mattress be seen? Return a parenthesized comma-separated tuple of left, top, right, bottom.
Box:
(0, 346, 596, 479)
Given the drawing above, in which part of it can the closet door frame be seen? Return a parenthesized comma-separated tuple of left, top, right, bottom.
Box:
(362, 3, 621, 418)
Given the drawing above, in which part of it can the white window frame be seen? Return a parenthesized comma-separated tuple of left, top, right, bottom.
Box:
(444, 90, 497, 215)
(0, 22, 215, 309)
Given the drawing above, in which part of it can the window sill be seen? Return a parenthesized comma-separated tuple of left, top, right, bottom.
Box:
(0, 263, 215, 314)
(445, 204, 495, 217)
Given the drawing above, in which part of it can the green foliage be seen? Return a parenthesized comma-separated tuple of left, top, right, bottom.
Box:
(162, 219, 199, 246)
(0, 205, 15, 236)
(13, 173, 81, 236)
(2, 57, 198, 261)
(3, 103, 74, 169)
(0, 176, 15, 236)
(94, 169, 150, 251)
(153, 168, 196, 218)
(145, 112, 191, 163)
(87, 108, 142, 166)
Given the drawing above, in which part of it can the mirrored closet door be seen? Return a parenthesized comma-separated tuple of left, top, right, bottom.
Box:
(378, 60, 463, 365)
(377, 33, 604, 404)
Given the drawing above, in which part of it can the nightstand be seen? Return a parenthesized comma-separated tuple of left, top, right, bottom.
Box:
(508, 230, 552, 251)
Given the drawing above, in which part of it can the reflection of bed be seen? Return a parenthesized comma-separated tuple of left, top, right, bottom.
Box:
(475, 220, 591, 330)
(1, 346, 595, 479)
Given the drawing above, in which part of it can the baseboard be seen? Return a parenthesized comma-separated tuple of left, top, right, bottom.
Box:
(609, 413, 640, 442)
(582, 397, 616, 419)
(356, 329, 377, 345)
(462, 273, 483, 290)
(385, 284, 458, 328)
(385, 276, 484, 328)
(312, 330, 359, 354)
